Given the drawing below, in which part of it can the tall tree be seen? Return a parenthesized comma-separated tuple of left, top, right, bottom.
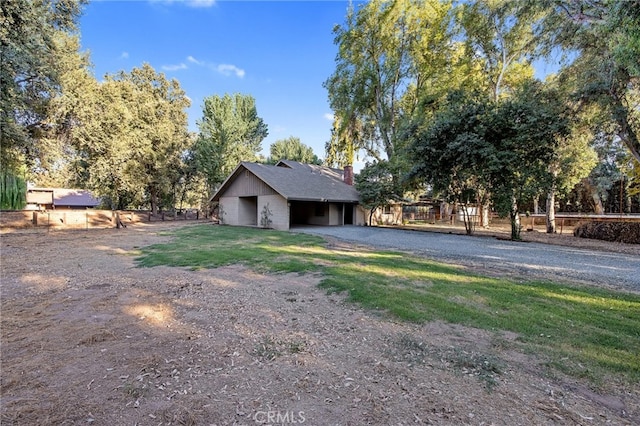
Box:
(73, 64, 191, 212)
(410, 82, 569, 240)
(77, 78, 140, 209)
(543, 0, 640, 164)
(459, 0, 543, 101)
(268, 136, 320, 165)
(194, 93, 268, 195)
(36, 31, 96, 187)
(487, 82, 570, 239)
(0, 0, 86, 173)
(324, 0, 453, 171)
(122, 64, 191, 214)
(407, 91, 493, 235)
(457, 0, 546, 226)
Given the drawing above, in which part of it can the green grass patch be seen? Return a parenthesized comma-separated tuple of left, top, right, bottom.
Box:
(136, 224, 640, 385)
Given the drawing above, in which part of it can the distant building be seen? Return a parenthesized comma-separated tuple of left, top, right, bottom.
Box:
(26, 188, 101, 210)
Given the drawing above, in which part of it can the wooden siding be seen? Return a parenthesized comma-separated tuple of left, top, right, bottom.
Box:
(221, 171, 278, 198)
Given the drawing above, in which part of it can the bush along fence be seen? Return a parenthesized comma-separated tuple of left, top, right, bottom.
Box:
(0, 209, 205, 231)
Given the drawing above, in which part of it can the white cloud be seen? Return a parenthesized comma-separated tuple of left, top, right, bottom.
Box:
(162, 63, 188, 71)
(324, 113, 335, 121)
(216, 64, 245, 78)
(187, 55, 203, 65)
(186, 56, 245, 79)
(120, 52, 129, 59)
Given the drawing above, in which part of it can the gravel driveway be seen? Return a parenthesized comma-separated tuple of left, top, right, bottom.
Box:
(294, 226, 640, 292)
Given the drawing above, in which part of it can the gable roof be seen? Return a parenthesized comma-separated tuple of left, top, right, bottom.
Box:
(211, 161, 359, 203)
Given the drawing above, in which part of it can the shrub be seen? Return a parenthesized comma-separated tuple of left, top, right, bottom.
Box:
(573, 221, 640, 244)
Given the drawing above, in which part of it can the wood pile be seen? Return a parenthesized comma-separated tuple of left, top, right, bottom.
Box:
(573, 221, 640, 244)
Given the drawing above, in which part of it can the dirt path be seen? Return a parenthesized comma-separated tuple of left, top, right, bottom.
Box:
(1, 222, 638, 425)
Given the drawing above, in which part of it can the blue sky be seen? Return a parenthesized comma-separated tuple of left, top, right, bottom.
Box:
(79, 1, 560, 164)
(79, 0, 356, 159)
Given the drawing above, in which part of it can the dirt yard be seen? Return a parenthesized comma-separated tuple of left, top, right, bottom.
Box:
(1, 222, 638, 425)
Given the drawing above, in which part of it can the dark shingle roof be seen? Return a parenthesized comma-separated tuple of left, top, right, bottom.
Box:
(212, 161, 359, 203)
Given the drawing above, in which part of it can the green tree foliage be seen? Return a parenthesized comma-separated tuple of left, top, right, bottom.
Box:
(543, 0, 640, 164)
(355, 160, 403, 226)
(36, 32, 96, 187)
(0, 171, 26, 210)
(267, 136, 320, 165)
(73, 77, 140, 209)
(459, 0, 543, 101)
(324, 0, 454, 170)
(407, 91, 493, 234)
(410, 82, 569, 240)
(0, 0, 86, 173)
(543, 93, 599, 231)
(73, 64, 191, 212)
(193, 93, 268, 194)
(487, 83, 570, 239)
(324, 114, 359, 168)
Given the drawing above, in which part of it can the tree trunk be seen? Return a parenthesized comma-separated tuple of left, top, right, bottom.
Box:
(546, 186, 556, 234)
(533, 197, 540, 215)
(612, 95, 640, 164)
(591, 190, 604, 214)
(510, 196, 521, 240)
(150, 192, 159, 216)
(481, 202, 490, 228)
(583, 178, 604, 214)
(461, 204, 475, 235)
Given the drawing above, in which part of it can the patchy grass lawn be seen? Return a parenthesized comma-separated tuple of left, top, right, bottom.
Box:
(137, 224, 640, 385)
